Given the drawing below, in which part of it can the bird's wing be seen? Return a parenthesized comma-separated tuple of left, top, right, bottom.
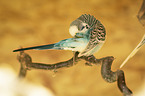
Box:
(54, 38, 88, 52)
(77, 14, 106, 57)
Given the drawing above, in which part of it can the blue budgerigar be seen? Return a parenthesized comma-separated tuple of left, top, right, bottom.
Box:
(13, 14, 106, 57)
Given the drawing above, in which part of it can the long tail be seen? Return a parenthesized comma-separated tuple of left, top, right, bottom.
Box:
(13, 44, 55, 52)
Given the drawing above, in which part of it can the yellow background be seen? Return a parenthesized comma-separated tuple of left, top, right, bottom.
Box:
(0, 0, 144, 96)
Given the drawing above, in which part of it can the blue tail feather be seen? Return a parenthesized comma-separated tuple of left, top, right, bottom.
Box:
(13, 44, 55, 52)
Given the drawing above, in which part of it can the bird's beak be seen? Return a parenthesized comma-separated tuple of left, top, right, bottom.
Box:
(75, 33, 84, 38)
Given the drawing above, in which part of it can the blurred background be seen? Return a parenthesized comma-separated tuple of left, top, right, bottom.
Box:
(0, 0, 145, 96)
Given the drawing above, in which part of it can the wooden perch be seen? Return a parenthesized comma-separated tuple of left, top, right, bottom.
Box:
(17, 51, 132, 96)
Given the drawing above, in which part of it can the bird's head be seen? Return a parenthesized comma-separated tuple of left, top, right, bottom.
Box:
(69, 18, 90, 37)
(69, 14, 106, 41)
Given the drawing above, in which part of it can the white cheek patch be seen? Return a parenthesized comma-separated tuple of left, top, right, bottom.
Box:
(69, 26, 78, 36)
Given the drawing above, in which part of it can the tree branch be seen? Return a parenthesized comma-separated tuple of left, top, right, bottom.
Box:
(17, 51, 132, 96)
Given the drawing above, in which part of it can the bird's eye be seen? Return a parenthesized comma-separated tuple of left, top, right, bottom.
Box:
(81, 26, 85, 30)
(86, 25, 89, 29)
